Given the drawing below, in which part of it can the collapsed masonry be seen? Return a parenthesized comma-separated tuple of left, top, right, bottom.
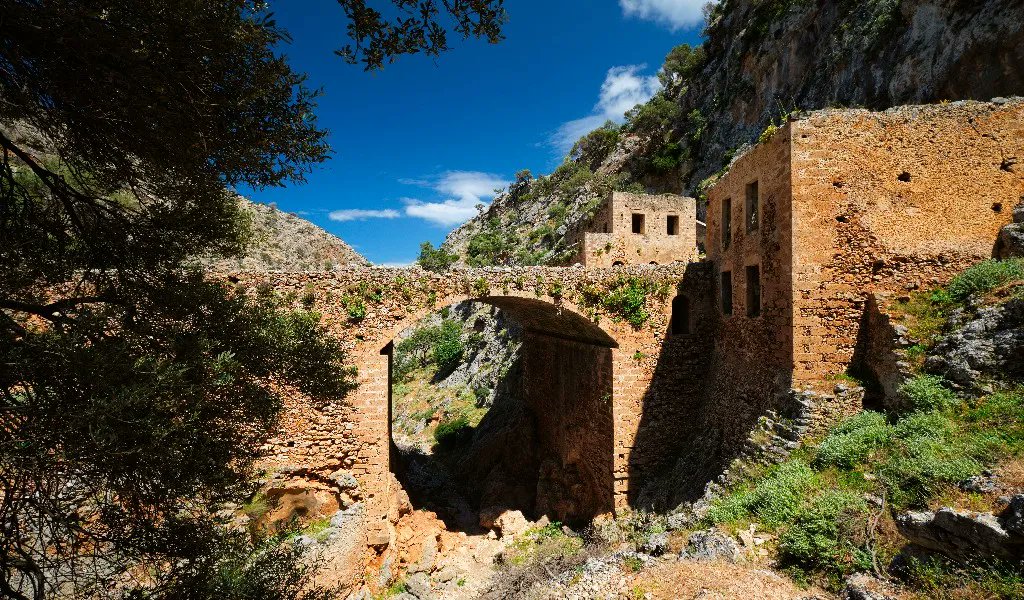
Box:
(244, 98, 1023, 572)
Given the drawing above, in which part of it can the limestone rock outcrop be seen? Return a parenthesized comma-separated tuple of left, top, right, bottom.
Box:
(995, 199, 1024, 259)
(924, 297, 1024, 393)
(895, 496, 1024, 560)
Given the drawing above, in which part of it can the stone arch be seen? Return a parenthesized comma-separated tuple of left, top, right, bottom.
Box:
(375, 295, 620, 529)
(233, 266, 690, 546)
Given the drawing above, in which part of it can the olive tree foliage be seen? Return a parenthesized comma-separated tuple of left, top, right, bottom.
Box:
(336, 0, 507, 70)
(0, 1, 505, 598)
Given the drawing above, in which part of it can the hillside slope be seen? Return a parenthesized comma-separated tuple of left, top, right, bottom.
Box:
(443, 0, 1024, 266)
(205, 198, 370, 272)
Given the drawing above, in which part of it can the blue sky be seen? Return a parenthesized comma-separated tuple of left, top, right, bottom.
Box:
(241, 0, 707, 265)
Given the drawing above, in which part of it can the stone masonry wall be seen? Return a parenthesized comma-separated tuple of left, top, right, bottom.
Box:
(232, 265, 688, 544)
(789, 100, 1024, 405)
(571, 192, 698, 267)
(702, 124, 798, 460)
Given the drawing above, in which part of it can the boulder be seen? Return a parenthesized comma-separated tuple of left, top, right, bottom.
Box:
(680, 529, 740, 562)
(999, 494, 1024, 537)
(404, 572, 434, 600)
(925, 299, 1024, 392)
(895, 506, 1024, 560)
(478, 507, 530, 538)
(640, 532, 670, 556)
(841, 573, 898, 600)
(995, 223, 1024, 259)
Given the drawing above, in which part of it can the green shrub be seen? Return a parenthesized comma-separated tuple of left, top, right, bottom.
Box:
(659, 43, 707, 87)
(879, 436, 982, 508)
(893, 411, 956, 441)
(899, 375, 959, 412)
(624, 92, 681, 133)
(707, 460, 816, 528)
(417, 241, 458, 272)
(433, 415, 472, 448)
(346, 298, 367, 322)
(648, 141, 685, 173)
(547, 202, 567, 222)
(431, 320, 464, 377)
(778, 491, 869, 580)
(582, 277, 667, 328)
(570, 121, 620, 166)
(947, 259, 1024, 302)
(814, 411, 894, 469)
(467, 218, 519, 267)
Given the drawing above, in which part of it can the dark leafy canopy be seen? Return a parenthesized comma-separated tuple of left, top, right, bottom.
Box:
(336, 0, 507, 70)
(0, 1, 371, 598)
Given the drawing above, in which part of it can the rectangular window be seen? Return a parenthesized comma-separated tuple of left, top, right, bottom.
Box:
(631, 213, 645, 234)
(722, 198, 732, 249)
(746, 264, 761, 317)
(667, 215, 679, 236)
(721, 270, 733, 315)
(745, 181, 759, 233)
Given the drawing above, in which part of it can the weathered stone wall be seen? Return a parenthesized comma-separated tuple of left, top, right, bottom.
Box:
(702, 124, 798, 465)
(233, 265, 689, 543)
(522, 333, 614, 523)
(789, 100, 1023, 396)
(703, 99, 1022, 433)
(570, 192, 698, 267)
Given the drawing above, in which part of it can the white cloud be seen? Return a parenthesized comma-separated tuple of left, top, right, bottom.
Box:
(400, 171, 509, 227)
(619, 0, 711, 30)
(327, 171, 509, 228)
(550, 64, 661, 155)
(328, 208, 401, 222)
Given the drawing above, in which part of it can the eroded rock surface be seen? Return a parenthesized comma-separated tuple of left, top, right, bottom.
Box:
(895, 497, 1024, 560)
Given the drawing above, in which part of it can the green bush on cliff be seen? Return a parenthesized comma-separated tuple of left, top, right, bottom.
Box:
(946, 258, 1024, 302)
(433, 414, 472, 448)
(777, 490, 870, 579)
(417, 241, 459, 272)
(899, 375, 959, 412)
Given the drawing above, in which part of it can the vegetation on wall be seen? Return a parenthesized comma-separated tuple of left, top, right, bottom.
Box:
(579, 276, 671, 328)
(701, 261, 1024, 594)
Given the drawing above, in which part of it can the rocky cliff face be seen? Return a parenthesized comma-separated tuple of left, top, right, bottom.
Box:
(444, 0, 1024, 264)
(204, 197, 369, 272)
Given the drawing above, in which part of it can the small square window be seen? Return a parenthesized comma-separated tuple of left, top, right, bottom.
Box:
(721, 270, 733, 315)
(631, 213, 645, 234)
(667, 215, 679, 236)
(746, 264, 761, 317)
(745, 181, 759, 233)
(722, 198, 732, 249)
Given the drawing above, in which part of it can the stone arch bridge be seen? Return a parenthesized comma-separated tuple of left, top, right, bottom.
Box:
(234, 264, 712, 545)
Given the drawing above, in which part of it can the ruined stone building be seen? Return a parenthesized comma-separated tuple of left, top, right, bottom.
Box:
(702, 99, 1024, 427)
(570, 191, 698, 267)
(248, 99, 1023, 572)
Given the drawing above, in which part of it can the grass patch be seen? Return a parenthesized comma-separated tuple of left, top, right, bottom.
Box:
(947, 259, 1024, 302)
(503, 522, 583, 567)
(705, 384, 1024, 590)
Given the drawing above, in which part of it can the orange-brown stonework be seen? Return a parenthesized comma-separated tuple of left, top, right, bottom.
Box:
(242, 100, 1022, 577)
(707, 98, 1023, 428)
(234, 265, 696, 546)
(569, 191, 699, 267)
